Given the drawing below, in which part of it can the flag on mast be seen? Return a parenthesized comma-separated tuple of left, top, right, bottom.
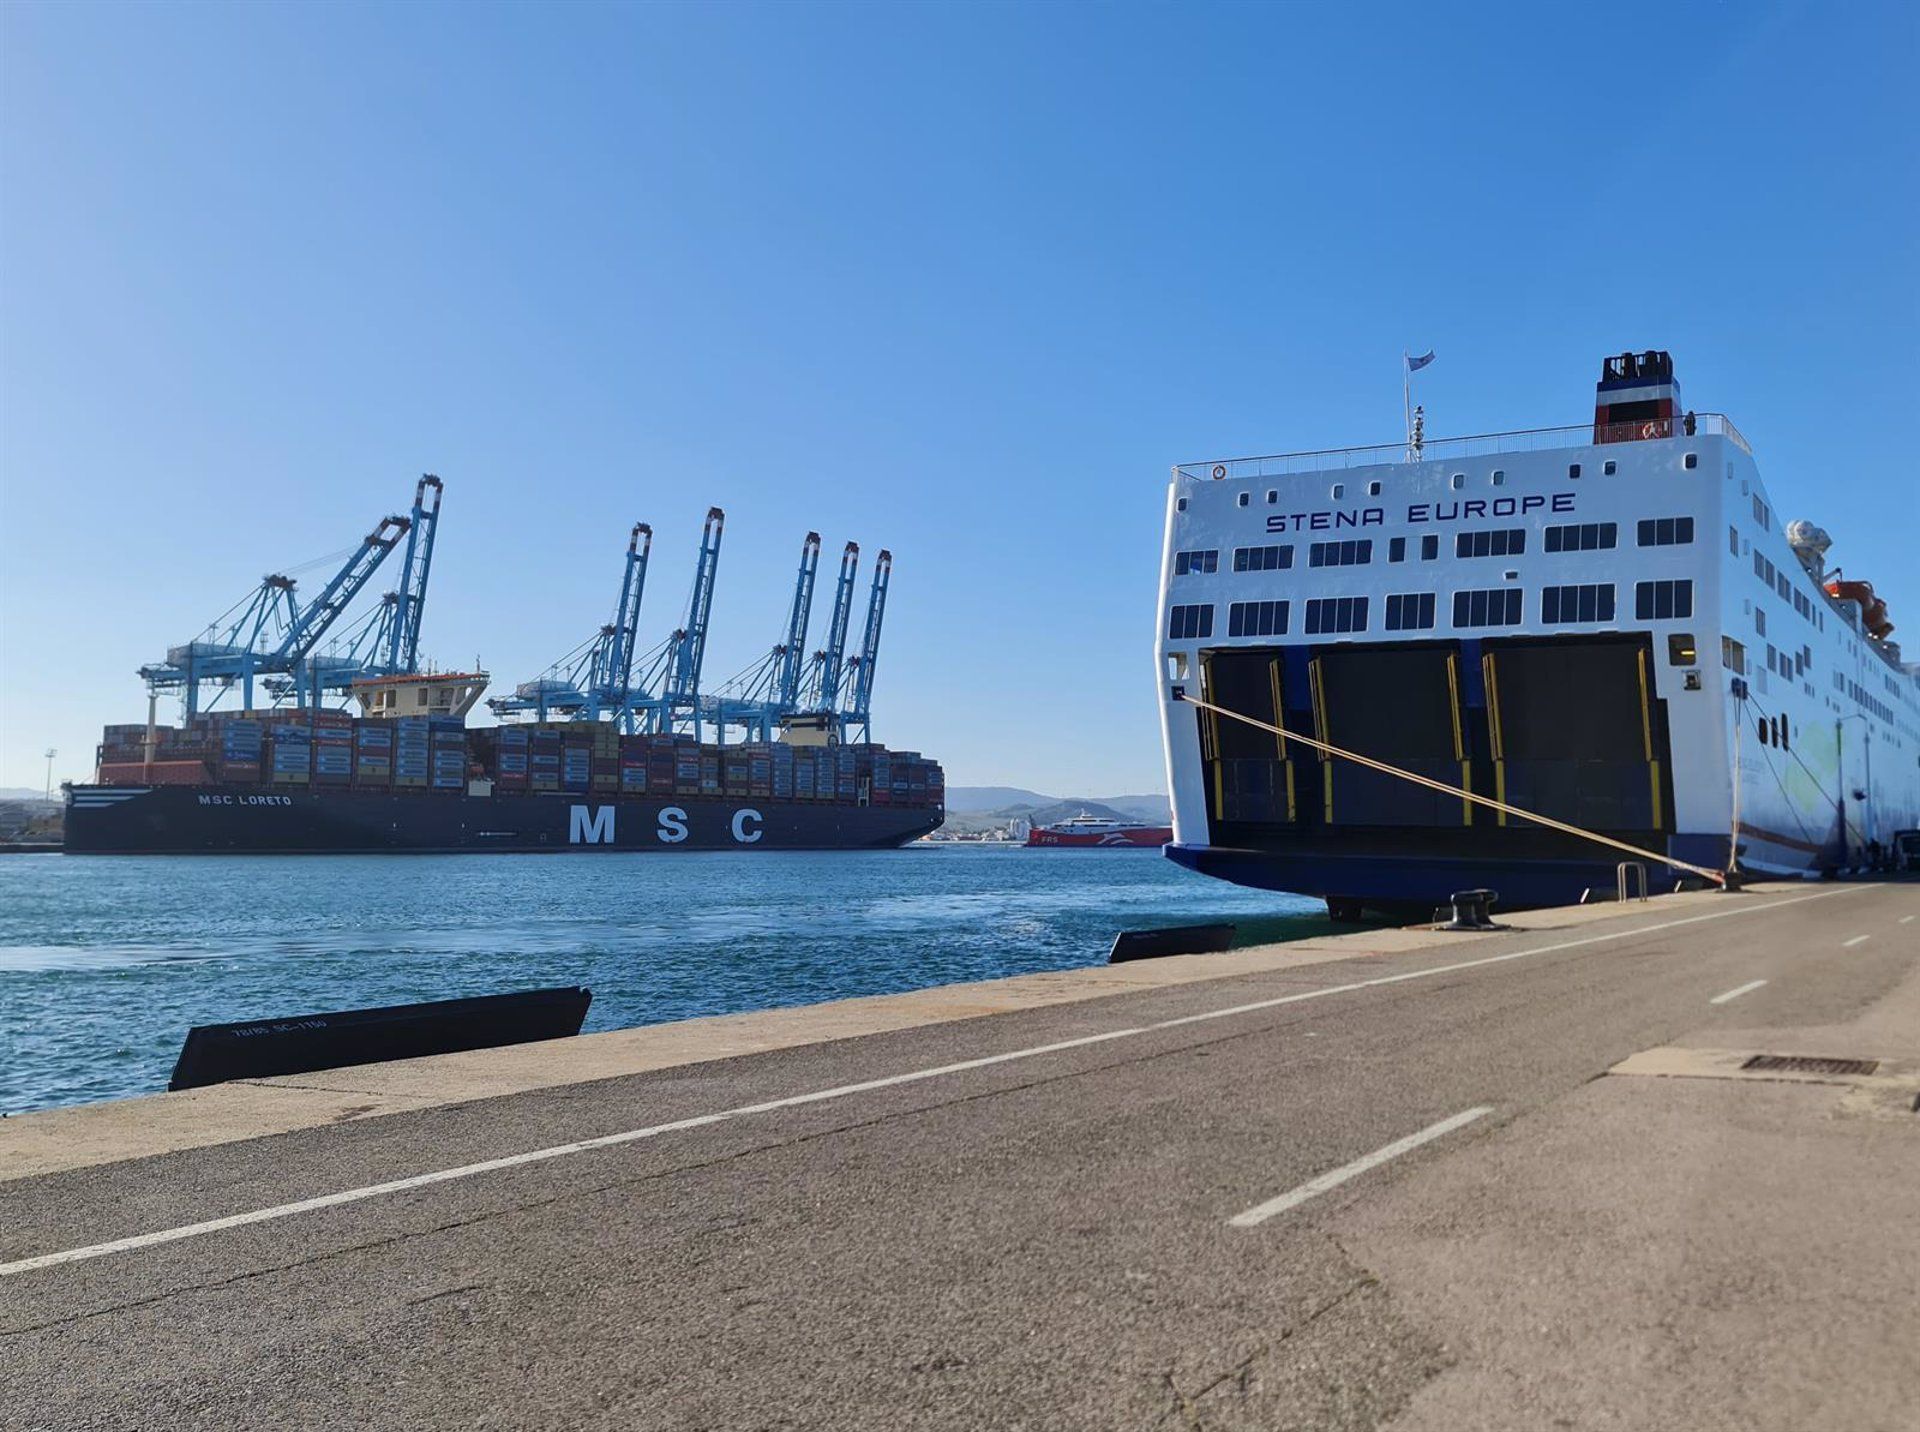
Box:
(1403, 349, 1435, 458)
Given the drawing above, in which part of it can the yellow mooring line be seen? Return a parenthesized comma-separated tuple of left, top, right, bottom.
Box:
(1176, 693, 1726, 887)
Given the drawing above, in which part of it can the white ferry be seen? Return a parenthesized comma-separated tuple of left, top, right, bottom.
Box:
(1156, 352, 1920, 917)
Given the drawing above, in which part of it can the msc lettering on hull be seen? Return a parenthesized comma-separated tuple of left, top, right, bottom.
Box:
(567, 805, 768, 846)
(569, 805, 616, 844)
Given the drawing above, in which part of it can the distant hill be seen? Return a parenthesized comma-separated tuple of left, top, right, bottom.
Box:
(1016, 800, 1136, 828)
(0, 788, 55, 804)
(946, 787, 1170, 822)
(944, 786, 1053, 813)
(938, 787, 1170, 836)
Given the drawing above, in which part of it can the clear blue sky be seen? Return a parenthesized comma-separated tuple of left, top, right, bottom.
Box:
(2, 0, 1914, 794)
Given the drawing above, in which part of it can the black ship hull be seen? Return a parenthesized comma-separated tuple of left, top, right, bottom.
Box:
(63, 785, 942, 855)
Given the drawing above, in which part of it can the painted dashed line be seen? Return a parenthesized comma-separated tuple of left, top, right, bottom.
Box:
(1229, 1107, 1494, 1226)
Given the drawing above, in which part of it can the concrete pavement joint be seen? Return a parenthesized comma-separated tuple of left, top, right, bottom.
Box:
(0, 885, 1869, 1281)
(1166, 1272, 1383, 1426)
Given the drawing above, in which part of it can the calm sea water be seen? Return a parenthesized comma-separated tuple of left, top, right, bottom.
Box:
(0, 847, 1318, 1115)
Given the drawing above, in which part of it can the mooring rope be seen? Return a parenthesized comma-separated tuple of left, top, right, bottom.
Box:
(1176, 692, 1727, 887)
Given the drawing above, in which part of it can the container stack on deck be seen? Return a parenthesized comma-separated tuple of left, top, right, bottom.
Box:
(354, 719, 391, 788)
(94, 712, 944, 809)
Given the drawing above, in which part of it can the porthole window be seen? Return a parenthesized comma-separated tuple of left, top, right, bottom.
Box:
(1491, 470, 1506, 486)
(1568, 463, 1582, 479)
(1603, 461, 1617, 476)
(1684, 453, 1698, 470)
(1236, 492, 1249, 508)
(1177, 497, 1188, 512)
(1450, 473, 1465, 490)
(1266, 490, 1277, 505)
(1331, 483, 1345, 500)
(1367, 480, 1381, 497)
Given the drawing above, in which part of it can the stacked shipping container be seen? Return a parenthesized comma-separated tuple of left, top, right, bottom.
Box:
(93, 714, 944, 808)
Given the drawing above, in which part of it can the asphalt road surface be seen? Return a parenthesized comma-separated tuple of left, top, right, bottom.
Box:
(5, 883, 1917, 1430)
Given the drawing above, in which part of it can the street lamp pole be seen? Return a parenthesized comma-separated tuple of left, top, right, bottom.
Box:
(43, 747, 57, 804)
(1836, 715, 1874, 868)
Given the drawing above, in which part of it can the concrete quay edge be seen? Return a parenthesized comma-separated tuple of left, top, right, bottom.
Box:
(0, 886, 1757, 1183)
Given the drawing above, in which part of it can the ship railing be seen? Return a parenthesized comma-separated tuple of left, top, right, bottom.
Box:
(1176, 412, 1751, 481)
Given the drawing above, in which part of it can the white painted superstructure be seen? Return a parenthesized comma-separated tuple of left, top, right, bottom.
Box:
(1155, 352, 1920, 914)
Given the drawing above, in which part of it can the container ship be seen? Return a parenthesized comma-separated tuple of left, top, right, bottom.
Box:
(1156, 351, 1920, 916)
(1025, 814, 1173, 848)
(65, 496, 944, 854)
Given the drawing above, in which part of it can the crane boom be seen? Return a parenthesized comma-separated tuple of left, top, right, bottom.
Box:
(272, 515, 411, 664)
(843, 548, 891, 738)
(811, 541, 859, 711)
(662, 507, 726, 723)
(383, 474, 443, 673)
(775, 532, 822, 708)
(598, 522, 652, 720)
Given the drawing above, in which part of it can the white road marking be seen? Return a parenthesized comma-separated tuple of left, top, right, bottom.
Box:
(1709, 979, 1768, 1005)
(0, 884, 1870, 1279)
(1228, 1106, 1494, 1227)
(1900, 915, 1914, 925)
(1843, 934, 1871, 948)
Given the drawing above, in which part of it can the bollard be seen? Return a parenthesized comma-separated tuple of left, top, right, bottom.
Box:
(1441, 888, 1501, 931)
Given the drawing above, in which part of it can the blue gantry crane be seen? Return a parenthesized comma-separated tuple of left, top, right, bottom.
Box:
(493, 513, 895, 748)
(705, 532, 822, 742)
(140, 495, 418, 716)
(804, 541, 861, 716)
(381, 475, 443, 676)
(638, 507, 726, 737)
(838, 548, 891, 745)
(278, 475, 447, 701)
(488, 522, 654, 727)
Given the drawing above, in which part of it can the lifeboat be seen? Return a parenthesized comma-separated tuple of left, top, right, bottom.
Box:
(1826, 578, 1895, 640)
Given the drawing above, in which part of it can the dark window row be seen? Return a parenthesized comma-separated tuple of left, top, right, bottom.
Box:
(1456, 528, 1526, 559)
(1228, 600, 1289, 638)
(1637, 516, 1694, 547)
(1544, 521, 1616, 553)
(1542, 583, 1616, 624)
(1388, 534, 1442, 562)
(1636, 579, 1694, 620)
(1308, 539, 1372, 568)
(1233, 544, 1293, 573)
(1305, 596, 1369, 635)
(1166, 604, 1213, 640)
(1764, 643, 1807, 680)
(1385, 592, 1436, 631)
(1173, 578, 1696, 643)
(1173, 548, 1218, 576)
(1454, 588, 1523, 628)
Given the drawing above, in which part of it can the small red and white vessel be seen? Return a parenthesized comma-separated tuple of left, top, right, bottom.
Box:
(1025, 813, 1173, 848)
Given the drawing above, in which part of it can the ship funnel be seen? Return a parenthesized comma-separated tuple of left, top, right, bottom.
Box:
(1594, 350, 1682, 444)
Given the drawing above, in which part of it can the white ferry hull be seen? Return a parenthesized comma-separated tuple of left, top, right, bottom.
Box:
(1157, 363, 1918, 915)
